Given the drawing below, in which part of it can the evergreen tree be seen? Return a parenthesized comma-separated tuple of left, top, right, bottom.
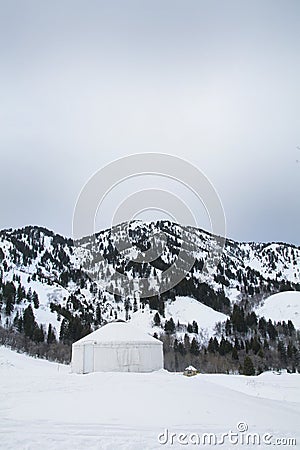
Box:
(246, 311, 258, 328)
(232, 347, 239, 360)
(243, 356, 255, 376)
(231, 305, 247, 332)
(184, 333, 190, 352)
(234, 337, 240, 351)
(225, 319, 232, 335)
(27, 287, 32, 302)
(16, 285, 26, 304)
(153, 312, 161, 326)
(158, 298, 165, 317)
(192, 320, 198, 334)
(47, 323, 56, 344)
(208, 337, 217, 353)
(192, 320, 199, 334)
(287, 341, 294, 359)
(277, 340, 287, 364)
(5, 296, 14, 315)
(3, 281, 16, 315)
(32, 291, 39, 309)
(190, 338, 200, 355)
(23, 305, 36, 339)
(251, 336, 261, 355)
(267, 320, 278, 340)
(33, 324, 44, 343)
(219, 336, 232, 355)
(258, 317, 267, 337)
(208, 337, 220, 353)
(17, 315, 23, 333)
(164, 318, 175, 334)
(187, 323, 193, 333)
(96, 304, 102, 324)
(59, 318, 68, 342)
(287, 320, 295, 335)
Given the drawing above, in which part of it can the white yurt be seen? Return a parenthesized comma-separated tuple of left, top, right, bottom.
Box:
(71, 320, 163, 374)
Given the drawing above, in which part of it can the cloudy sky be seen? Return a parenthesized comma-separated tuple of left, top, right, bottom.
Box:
(0, 0, 299, 244)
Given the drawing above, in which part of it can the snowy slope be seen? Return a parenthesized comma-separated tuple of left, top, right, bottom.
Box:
(256, 291, 300, 329)
(1, 268, 68, 336)
(129, 296, 228, 342)
(1, 346, 299, 449)
(165, 296, 228, 332)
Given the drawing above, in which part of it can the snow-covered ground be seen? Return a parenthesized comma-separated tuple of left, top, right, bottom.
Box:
(256, 291, 300, 329)
(1, 346, 299, 449)
(165, 296, 227, 333)
(130, 296, 227, 343)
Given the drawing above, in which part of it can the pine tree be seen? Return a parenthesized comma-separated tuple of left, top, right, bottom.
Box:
(5, 296, 14, 315)
(258, 317, 267, 337)
(27, 287, 32, 301)
(243, 356, 255, 376)
(192, 320, 198, 334)
(32, 291, 39, 309)
(13, 311, 20, 329)
(287, 341, 294, 359)
(231, 305, 247, 332)
(208, 337, 216, 353)
(225, 319, 232, 335)
(3, 281, 16, 315)
(47, 323, 56, 344)
(153, 312, 161, 326)
(251, 336, 261, 355)
(16, 285, 25, 304)
(190, 338, 200, 355)
(17, 315, 23, 333)
(267, 320, 278, 340)
(287, 320, 295, 335)
(187, 323, 193, 333)
(124, 297, 131, 321)
(164, 318, 175, 334)
(23, 305, 36, 339)
(33, 324, 45, 343)
(232, 347, 239, 360)
(59, 318, 68, 342)
(234, 337, 240, 350)
(96, 304, 102, 324)
(246, 311, 258, 328)
(184, 333, 190, 352)
(277, 340, 287, 364)
(158, 298, 165, 317)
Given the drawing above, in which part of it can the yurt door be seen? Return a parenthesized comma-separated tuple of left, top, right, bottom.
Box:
(83, 344, 94, 373)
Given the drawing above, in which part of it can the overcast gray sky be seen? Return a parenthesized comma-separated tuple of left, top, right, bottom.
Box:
(0, 0, 299, 244)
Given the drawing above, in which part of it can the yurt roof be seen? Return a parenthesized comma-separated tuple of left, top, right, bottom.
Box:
(73, 321, 163, 346)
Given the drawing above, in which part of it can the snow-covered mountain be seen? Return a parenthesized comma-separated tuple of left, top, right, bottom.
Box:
(0, 221, 299, 344)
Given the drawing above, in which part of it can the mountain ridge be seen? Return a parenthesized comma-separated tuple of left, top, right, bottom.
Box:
(0, 220, 300, 372)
